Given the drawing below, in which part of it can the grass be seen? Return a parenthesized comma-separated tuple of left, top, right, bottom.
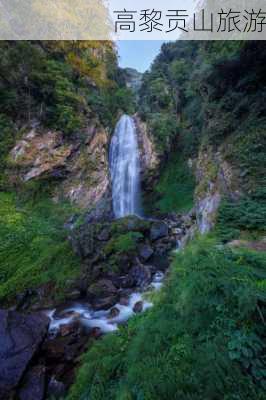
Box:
(0, 192, 82, 305)
(67, 236, 266, 400)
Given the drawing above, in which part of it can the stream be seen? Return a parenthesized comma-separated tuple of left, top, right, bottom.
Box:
(45, 271, 164, 336)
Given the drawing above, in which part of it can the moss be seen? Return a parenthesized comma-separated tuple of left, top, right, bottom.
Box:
(104, 232, 143, 256)
(109, 217, 151, 236)
(0, 192, 81, 305)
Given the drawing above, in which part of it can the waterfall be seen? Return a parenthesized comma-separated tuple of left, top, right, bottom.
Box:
(109, 115, 142, 218)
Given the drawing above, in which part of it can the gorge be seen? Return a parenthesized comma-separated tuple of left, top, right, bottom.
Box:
(0, 40, 265, 400)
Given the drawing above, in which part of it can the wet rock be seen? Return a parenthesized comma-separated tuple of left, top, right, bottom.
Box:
(108, 307, 120, 319)
(87, 279, 118, 299)
(47, 377, 66, 399)
(18, 365, 46, 400)
(128, 262, 152, 288)
(65, 290, 81, 301)
(119, 296, 130, 306)
(0, 310, 49, 400)
(196, 192, 221, 234)
(43, 334, 88, 363)
(150, 221, 169, 241)
(53, 309, 81, 320)
(133, 301, 143, 313)
(91, 296, 118, 311)
(139, 244, 154, 261)
(90, 327, 102, 339)
(58, 321, 83, 337)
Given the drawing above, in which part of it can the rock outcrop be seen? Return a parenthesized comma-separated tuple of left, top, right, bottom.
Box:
(134, 116, 160, 189)
(9, 122, 111, 216)
(0, 310, 49, 400)
(195, 146, 242, 234)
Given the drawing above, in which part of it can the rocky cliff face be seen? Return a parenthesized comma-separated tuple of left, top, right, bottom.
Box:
(9, 122, 112, 215)
(195, 146, 242, 233)
(134, 115, 160, 191)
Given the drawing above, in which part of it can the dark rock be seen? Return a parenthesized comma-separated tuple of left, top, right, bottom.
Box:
(65, 290, 81, 301)
(53, 307, 81, 319)
(0, 310, 49, 400)
(43, 334, 88, 363)
(128, 261, 152, 288)
(139, 244, 154, 261)
(119, 296, 130, 306)
(47, 377, 66, 399)
(90, 327, 102, 339)
(133, 301, 143, 313)
(150, 221, 169, 241)
(18, 365, 46, 400)
(85, 193, 113, 224)
(87, 279, 118, 299)
(58, 320, 83, 337)
(97, 228, 110, 241)
(108, 307, 120, 319)
(71, 224, 95, 258)
(91, 296, 118, 311)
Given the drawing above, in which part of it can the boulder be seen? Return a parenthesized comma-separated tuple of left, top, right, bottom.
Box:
(58, 321, 83, 338)
(133, 301, 143, 313)
(128, 262, 152, 288)
(0, 310, 49, 400)
(139, 244, 154, 261)
(87, 279, 118, 299)
(108, 307, 120, 319)
(18, 365, 46, 400)
(91, 296, 118, 311)
(119, 296, 130, 306)
(150, 221, 169, 241)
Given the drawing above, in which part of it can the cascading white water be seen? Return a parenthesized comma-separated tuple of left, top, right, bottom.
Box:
(109, 114, 142, 218)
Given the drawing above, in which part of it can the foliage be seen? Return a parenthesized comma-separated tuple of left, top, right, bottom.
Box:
(139, 41, 266, 192)
(0, 41, 132, 135)
(144, 155, 195, 215)
(0, 192, 81, 304)
(104, 232, 143, 255)
(0, 114, 15, 188)
(68, 237, 266, 400)
(216, 190, 266, 242)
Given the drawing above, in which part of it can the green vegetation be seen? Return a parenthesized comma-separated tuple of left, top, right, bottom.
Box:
(145, 155, 195, 215)
(0, 192, 81, 304)
(139, 41, 265, 190)
(216, 189, 266, 242)
(104, 232, 144, 255)
(68, 236, 266, 400)
(0, 41, 135, 133)
(0, 41, 136, 181)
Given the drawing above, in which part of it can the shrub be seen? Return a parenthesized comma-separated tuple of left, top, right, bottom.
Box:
(104, 232, 143, 255)
(216, 191, 266, 242)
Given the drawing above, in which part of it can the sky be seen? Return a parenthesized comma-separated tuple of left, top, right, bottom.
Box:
(116, 41, 168, 73)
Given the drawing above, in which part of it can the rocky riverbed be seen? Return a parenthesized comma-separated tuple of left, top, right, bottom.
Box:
(0, 213, 195, 400)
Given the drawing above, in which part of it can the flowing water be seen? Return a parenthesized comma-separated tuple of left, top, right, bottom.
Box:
(45, 116, 165, 335)
(109, 114, 142, 218)
(46, 272, 164, 336)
